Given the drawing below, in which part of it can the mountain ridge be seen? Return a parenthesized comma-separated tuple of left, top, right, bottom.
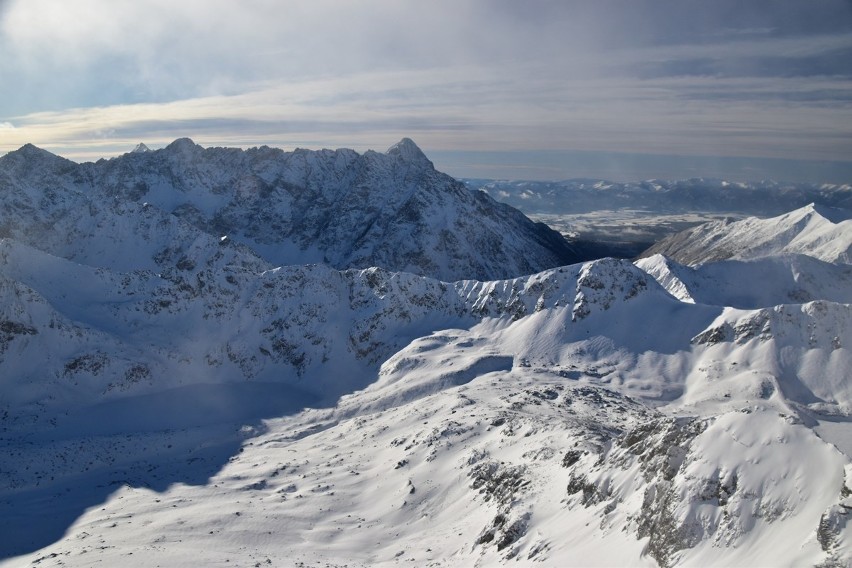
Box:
(639, 203, 852, 265)
(0, 139, 579, 282)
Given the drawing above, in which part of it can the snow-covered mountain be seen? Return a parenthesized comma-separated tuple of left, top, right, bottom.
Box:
(2, 250, 850, 566)
(0, 139, 577, 281)
(1, 142, 851, 567)
(640, 203, 852, 265)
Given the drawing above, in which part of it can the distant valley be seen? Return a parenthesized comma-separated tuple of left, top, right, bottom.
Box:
(466, 178, 852, 259)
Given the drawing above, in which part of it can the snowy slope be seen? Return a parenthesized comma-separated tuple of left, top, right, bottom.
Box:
(6, 373, 847, 567)
(0, 146, 272, 274)
(2, 245, 851, 566)
(640, 204, 852, 265)
(2, 343, 849, 568)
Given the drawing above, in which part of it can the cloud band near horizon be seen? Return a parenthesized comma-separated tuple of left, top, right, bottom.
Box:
(1, 0, 851, 182)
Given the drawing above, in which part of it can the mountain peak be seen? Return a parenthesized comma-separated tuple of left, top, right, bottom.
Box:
(1, 143, 68, 168)
(14, 143, 56, 159)
(797, 202, 852, 224)
(386, 138, 433, 168)
(130, 142, 151, 154)
(165, 138, 201, 155)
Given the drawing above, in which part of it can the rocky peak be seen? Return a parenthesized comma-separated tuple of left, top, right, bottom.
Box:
(165, 138, 202, 158)
(0, 143, 77, 179)
(386, 138, 433, 169)
(6, 143, 60, 162)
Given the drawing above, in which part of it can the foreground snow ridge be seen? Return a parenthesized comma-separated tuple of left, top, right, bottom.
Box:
(0, 141, 850, 567)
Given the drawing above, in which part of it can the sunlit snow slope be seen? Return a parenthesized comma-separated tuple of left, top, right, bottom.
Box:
(640, 204, 852, 265)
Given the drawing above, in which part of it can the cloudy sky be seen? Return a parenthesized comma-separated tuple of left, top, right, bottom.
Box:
(1, 0, 851, 181)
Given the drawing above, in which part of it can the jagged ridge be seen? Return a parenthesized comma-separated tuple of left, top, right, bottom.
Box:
(0, 139, 580, 281)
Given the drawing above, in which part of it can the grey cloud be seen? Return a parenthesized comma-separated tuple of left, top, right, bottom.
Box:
(751, 47, 852, 78)
(587, 0, 852, 47)
(85, 116, 475, 143)
(431, 148, 852, 184)
(637, 58, 720, 79)
(637, 45, 852, 80)
(679, 88, 852, 105)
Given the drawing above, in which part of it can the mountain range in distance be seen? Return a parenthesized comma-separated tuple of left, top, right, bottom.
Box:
(466, 177, 852, 217)
(0, 139, 850, 567)
(0, 138, 576, 282)
(466, 178, 852, 260)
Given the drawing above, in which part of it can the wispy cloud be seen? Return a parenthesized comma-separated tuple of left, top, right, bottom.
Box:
(1, 0, 851, 180)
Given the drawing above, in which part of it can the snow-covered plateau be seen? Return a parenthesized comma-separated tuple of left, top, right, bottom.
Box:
(0, 140, 850, 567)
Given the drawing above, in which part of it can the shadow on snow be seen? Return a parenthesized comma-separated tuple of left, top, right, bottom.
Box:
(0, 381, 321, 560)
